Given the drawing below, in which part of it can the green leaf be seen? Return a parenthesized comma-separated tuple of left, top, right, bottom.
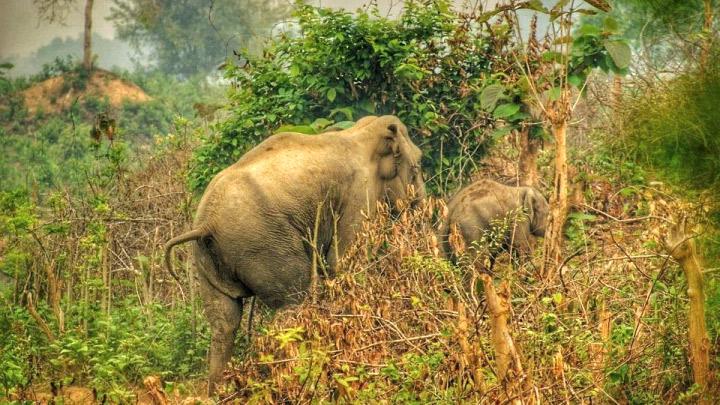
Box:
(542, 51, 563, 63)
(568, 212, 597, 222)
(310, 118, 333, 131)
(358, 99, 376, 113)
(509, 111, 530, 122)
(604, 40, 631, 69)
(330, 107, 354, 120)
(603, 16, 619, 32)
(493, 103, 520, 119)
(491, 126, 512, 140)
(547, 86, 562, 101)
(477, 9, 503, 23)
(568, 75, 584, 87)
(326, 88, 337, 102)
(276, 124, 317, 134)
(529, 125, 547, 140)
(480, 84, 505, 111)
(331, 121, 356, 130)
(526, 0, 549, 13)
(578, 24, 601, 37)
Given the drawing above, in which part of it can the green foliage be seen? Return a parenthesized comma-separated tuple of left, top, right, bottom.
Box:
(565, 212, 597, 250)
(0, 67, 220, 194)
(0, 130, 209, 399)
(621, 57, 720, 193)
(582, 0, 715, 68)
(0, 294, 208, 400)
(110, 0, 288, 76)
(569, 22, 630, 81)
(191, 1, 525, 192)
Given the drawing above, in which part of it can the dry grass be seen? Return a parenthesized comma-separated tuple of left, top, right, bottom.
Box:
(220, 176, 711, 403)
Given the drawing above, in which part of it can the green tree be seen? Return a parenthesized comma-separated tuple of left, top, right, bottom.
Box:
(110, 0, 288, 76)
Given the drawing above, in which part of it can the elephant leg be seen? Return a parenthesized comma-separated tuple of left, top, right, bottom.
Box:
(198, 274, 244, 397)
(510, 223, 535, 267)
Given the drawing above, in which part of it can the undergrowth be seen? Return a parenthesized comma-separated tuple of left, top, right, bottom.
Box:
(223, 182, 713, 403)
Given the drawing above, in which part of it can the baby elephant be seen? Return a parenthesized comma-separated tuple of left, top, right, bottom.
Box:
(440, 179, 549, 268)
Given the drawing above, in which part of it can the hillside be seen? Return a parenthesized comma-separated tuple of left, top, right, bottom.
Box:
(21, 69, 150, 115)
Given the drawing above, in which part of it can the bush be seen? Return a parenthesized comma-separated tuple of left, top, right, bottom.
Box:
(621, 55, 720, 193)
(191, 0, 526, 193)
(0, 132, 205, 400)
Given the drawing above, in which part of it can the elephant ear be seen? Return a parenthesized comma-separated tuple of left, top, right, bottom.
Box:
(378, 123, 401, 180)
(522, 188, 535, 223)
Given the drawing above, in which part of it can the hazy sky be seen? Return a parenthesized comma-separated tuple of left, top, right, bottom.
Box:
(0, 0, 501, 58)
(0, 0, 117, 58)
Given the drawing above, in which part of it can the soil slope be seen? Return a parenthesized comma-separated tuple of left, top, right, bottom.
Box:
(21, 69, 150, 114)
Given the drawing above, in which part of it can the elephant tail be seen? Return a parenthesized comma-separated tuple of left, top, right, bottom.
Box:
(164, 229, 207, 285)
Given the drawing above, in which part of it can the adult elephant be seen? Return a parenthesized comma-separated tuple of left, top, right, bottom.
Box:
(164, 115, 424, 395)
(440, 179, 548, 268)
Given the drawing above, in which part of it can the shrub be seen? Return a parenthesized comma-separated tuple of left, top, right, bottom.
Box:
(621, 55, 720, 193)
(191, 1, 526, 193)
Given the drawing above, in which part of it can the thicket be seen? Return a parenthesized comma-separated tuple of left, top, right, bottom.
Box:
(621, 57, 720, 195)
(0, 133, 212, 401)
(192, 1, 529, 193)
(1, 0, 718, 402)
(222, 182, 716, 403)
(0, 59, 224, 400)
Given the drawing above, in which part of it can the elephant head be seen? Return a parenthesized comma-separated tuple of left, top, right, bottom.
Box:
(522, 187, 549, 237)
(372, 117, 425, 207)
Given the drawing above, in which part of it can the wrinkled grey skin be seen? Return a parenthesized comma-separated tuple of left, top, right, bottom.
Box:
(440, 179, 549, 267)
(164, 115, 424, 395)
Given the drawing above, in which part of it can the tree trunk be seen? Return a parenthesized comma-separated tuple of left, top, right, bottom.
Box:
(542, 116, 569, 277)
(518, 126, 540, 187)
(663, 217, 712, 402)
(82, 0, 94, 71)
(481, 274, 536, 403)
(27, 292, 56, 342)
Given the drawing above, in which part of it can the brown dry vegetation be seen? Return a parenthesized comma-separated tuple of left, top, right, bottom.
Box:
(20, 69, 150, 115)
(6, 117, 716, 403)
(212, 145, 716, 403)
